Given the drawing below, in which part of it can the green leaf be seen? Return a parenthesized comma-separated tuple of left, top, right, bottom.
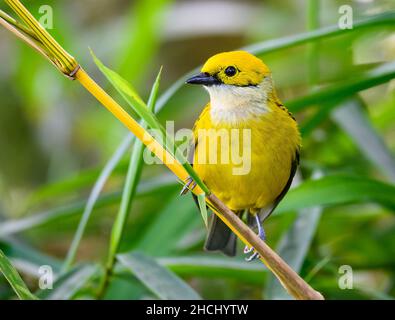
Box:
(0, 174, 178, 236)
(117, 251, 201, 300)
(277, 174, 395, 213)
(0, 237, 62, 275)
(133, 195, 199, 256)
(331, 97, 395, 182)
(300, 102, 333, 137)
(26, 167, 103, 208)
(244, 12, 395, 54)
(0, 249, 37, 300)
(287, 62, 395, 112)
(157, 256, 266, 285)
(36, 264, 98, 300)
(62, 134, 135, 272)
(91, 50, 164, 135)
(197, 193, 208, 228)
(115, 255, 266, 285)
(108, 67, 162, 263)
(116, 0, 173, 82)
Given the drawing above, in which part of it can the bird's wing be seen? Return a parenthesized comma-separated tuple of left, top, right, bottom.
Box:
(249, 149, 300, 228)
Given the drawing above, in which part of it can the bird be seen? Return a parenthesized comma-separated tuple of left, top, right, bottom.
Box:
(184, 51, 301, 261)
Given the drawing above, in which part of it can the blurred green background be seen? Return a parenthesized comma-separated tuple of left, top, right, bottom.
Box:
(0, 0, 395, 300)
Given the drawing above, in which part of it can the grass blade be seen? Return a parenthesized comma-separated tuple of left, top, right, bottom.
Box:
(158, 256, 266, 285)
(244, 11, 395, 54)
(36, 264, 98, 300)
(114, 255, 267, 285)
(108, 68, 162, 260)
(0, 237, 62, 275)
(288, 62, 395, 112)
(117, 251, 201, 300)
(117, 0, 173, 82)
(132, 196, 199, 256)
(197, 193, 208, 228)
(331, 97, 395, 182)
(91, 50, 164, 135)
(0, 174, 178, 236)
(277, 174, 395, 213)
(62, 134, 134, 272)
(0, 249, 37, 300)
(98, 68, 163, 298)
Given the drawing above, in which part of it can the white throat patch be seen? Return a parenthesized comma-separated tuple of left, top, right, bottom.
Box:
(205, 77, 273, 125)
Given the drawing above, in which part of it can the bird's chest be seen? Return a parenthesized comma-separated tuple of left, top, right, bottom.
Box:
(193, 113, 293, 210)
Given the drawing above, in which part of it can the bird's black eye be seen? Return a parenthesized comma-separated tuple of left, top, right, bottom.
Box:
(224, 66, 237, 77)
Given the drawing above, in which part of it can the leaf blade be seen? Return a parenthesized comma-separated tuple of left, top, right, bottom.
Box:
(117, 251, 201, 300)
(0, 249, 37, 300)
(277, 174, 395, 213)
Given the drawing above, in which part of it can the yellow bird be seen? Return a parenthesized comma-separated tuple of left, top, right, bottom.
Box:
(185, 51, 301, 260)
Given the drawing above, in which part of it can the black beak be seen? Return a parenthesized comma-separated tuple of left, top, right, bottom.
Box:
(186, 73, 220, 86)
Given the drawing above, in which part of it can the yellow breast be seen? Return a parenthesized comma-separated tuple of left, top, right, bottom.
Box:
(193, 102, 300, 212)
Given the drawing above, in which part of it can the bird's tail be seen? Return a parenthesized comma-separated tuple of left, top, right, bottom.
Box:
(204, 213, 239, 256)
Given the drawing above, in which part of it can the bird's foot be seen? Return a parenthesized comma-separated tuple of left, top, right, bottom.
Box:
(244, 222, 266, 262)
(180, 176, 197, 195)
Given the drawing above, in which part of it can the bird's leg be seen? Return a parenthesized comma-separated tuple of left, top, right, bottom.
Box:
(244, 214, 266, 262)
(180, 176, 197, 195)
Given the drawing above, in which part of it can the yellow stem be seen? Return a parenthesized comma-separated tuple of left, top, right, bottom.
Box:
(76, 68, 204, 194)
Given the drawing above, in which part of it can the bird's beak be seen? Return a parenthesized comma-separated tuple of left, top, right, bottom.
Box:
(186, 73, 220, 86)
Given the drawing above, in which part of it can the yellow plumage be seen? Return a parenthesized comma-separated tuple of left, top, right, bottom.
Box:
(193, 101, 300, 212)
(186, 51, 301, 258)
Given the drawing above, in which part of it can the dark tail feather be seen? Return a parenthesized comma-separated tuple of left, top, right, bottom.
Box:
(204, 214, 237, 256)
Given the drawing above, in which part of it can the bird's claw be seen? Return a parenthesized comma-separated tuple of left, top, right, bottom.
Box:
(243, 245, 254, 254)
(244, 217, 266, 262)
(180, 176, 196, 195)
(244, 245, 260, 261)
(245, 251, 260, 262)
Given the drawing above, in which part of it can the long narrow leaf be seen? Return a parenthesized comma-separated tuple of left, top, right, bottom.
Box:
(331, 97, 395, 182)
(108, 68, 162, 261)
(36, 264, 98, 300)
(0, 249, 37, 300)
(158, 256, 266, 285)
(277, 174, 395, 213)
(62, 134, 134, 272)
(91, 51, 164, 136)
(117, 251, 201, 300)
(132, 196, 199, 256)
(288, 62, 395, 112)
(0, 237, 62, 274)
(114, 255, 267, 285)
(0, 174, 178, 236)
(197, 194, 208, 228)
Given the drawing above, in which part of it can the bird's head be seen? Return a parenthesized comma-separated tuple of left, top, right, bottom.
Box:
(186, 51, 271, 87)
(186, 51, 275, 122)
